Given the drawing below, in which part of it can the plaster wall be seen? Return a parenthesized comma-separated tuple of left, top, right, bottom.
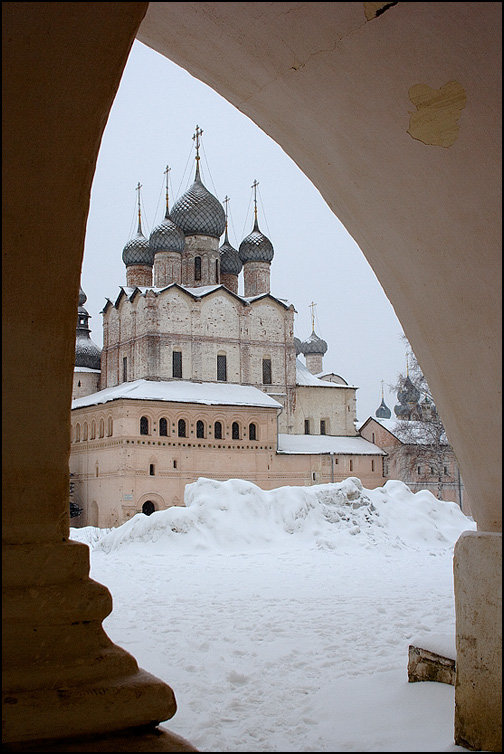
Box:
(293, 385, 358, 436)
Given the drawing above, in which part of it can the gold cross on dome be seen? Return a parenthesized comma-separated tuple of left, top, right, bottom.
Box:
(192, 125, 203, 160)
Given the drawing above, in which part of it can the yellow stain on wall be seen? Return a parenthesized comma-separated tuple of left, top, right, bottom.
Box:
(364, 3, 394, 21)
(407, 81, 467, 148)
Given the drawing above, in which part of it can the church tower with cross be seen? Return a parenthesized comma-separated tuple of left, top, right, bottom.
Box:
(70, 126, 382, 528)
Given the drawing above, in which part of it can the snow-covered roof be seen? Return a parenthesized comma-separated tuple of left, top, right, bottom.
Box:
(277, 433, 385, 455)
(358, 416, 449, 445)
(296, 358, 356, 388)
(74, 366, 101, 374)
(72, 379, 283, 411)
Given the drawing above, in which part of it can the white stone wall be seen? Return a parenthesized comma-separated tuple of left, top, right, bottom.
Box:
(292, 385, 358, 436)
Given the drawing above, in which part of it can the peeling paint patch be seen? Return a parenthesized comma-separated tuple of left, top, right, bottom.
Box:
(364, 2, 398, 21)
(407, 81, 466, 148)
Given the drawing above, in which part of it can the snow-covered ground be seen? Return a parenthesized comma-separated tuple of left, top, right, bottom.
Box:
(71, 477, 477, 752)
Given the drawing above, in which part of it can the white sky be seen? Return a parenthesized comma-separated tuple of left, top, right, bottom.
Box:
(82, 40, 407, 423)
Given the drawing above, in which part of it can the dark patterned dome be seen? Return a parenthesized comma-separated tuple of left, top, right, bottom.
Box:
(122, 230, 153, 267)
(75, 295, 101, 370)
(219, 232, 242, 275)
(397, 375, 420, 405)
(149, 211, 185, 255)
(300, 330, 328, 355)
(239, 218, 274, 263)
(294, 337, 303, 355)
(79, 286, 87, 306)
(171, 165, 225, 239)
(375, 398, 392, 419)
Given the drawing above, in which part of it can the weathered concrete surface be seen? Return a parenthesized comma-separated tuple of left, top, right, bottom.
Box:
(408, 645, 456, 686)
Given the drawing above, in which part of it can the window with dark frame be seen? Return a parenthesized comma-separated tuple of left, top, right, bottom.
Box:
(140, 416, 149, 435)
(249, 423, 257, 441)
(214, 421, 223, 439)
(196, 420, 205, 439)
(172, 351, 182, 379)
(262, 358, 272, 385)
(149, 464, 155, 476)
(194, 256, 202, 281)
(178, 419, 186, 437)
(123, 356, 127, 383)
(159, 418, 168, 436)
(232, 422, 240, 440)
(320, 420, 326, 435)
(217, 354, 227, 381)
(304, 419, 310, 435)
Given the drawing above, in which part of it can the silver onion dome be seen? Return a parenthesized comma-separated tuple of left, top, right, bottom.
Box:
(294, 337, 303, 355)
(397, 375, 420, 405)
(75, 297, 101, 370)
(375, 398, 392, 419)
(122, 230, 154, 267)
(219, 232, 242, 275)
(149, 211, 185, 255)
(300, 330, 328, 355)
(238, 217, 274, 263)
(171, 165, 226, 239)
(79, 286, 87, 306)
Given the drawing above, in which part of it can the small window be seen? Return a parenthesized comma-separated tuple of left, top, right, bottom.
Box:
(140, 416, 149, 435)
(77, 380, 81, 388)
(83, 423, 88, 441)
(194, 256, 202, 281)
(249, 423, 257, 441)
(99, 419, 104, 438)
(214, 421, 223, 440)
(444, 465, 448, 475)
(372, 432, 375, 444)
(215, 258, 220, 283)
(371, 459, 375, 472)
(95, 465, 99, 478)
(417, 465, 422, 475)
(123, 356, 127, 383)
(107, 416, 113, 436)
(430, 466, 436, 475)
(149, 464, 155, 476)
(262, 358, 272, 385)
(173, 351, 182, 379)
(159, 418, 168, 436)
(217, 354, 227, 381)
(304, 419, 310, 435)
(320, 420, 326, 435)
(90, 421, 96, 440)
(178, 419, 186, 438)
(232, 422, 240, 440)
(173, 459, 178, 469)
(75, 424, 80, 442)
(349, 459, 354, 472)
(196, 420, 205, 439)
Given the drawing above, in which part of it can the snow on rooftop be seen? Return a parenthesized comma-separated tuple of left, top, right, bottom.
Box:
(296, 358, 355, 388)
(72, 379, 283, 411)
(74, 366, 101, 374)
(277, 433, 385, 455)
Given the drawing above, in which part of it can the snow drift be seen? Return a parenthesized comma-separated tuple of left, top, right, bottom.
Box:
(71, 477, 474, 554)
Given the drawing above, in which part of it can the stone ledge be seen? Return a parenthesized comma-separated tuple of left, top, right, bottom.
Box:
(2, 724, 198, 752)
(408, 644, 456, 685)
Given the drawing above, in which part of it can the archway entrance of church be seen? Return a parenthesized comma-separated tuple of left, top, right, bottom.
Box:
(142, 500, 155, 516)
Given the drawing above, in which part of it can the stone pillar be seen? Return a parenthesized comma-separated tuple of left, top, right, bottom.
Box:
(221, 272, 239, 294)
(304, 352, 323, 374)
(243, 261, 270, 297)
(454, 531, 502, 752)
(126, 264, 152, 287)
(153, 251, 182, 287)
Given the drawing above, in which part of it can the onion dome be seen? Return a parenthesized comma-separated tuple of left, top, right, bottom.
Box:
(171, 162, 225, 239)
(397, 375, 420, 405)
(238, 217, 274, 263)
(375, 398, 392, 419)
(300, 330, 328, 355)
(149, 210, 185, 255)
(122, 182, 154, 267)
(219, 233, 242, 275)
(294, 337, 303, 355)
(75, 290, 101, 370)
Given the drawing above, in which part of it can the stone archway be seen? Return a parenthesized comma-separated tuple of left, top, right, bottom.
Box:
(142, 500, 155, 516)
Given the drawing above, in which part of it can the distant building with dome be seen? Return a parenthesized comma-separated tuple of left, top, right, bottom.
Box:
(69, 129, 386, 527)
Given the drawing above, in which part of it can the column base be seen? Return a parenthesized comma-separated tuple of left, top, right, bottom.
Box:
(454, 530, 502, 752)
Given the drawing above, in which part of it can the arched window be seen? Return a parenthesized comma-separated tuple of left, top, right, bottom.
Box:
(159, 418, 168, 436)
(149, 464, 155, 476)
(75, 424, 80, 442)
(215, 258, 220, 283)
(178, 419, 186, 437)
(140, 416, 149, 435)
(83, 422, 88, 441)
(194, 256, 202, 281)
(249, 423, 257, 441)
(107, 416, 113, 436)
(99, 418, 104, 438)
(196, 420, 205, 439)
(214, 421, 223, 440)
(142, 500, 155, 516)
(232, 421, 240, 440)
(90, 420, 96, 440)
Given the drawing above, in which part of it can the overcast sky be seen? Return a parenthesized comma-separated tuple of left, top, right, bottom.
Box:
(81, 40, 407, 422)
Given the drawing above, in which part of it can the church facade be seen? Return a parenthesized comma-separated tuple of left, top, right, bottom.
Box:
(70, 134, 385, 527)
